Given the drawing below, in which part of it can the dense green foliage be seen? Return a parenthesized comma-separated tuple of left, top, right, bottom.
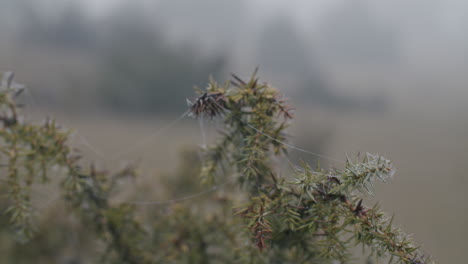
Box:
(0, 71, 432, 263)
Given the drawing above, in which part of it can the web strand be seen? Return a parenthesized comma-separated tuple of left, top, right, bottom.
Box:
(120, 180, 231, 205)
(199, 115, 207, 148)
(244, 122, 345, 163)
(242, 121, 344, 164)
(24, 86, 191, 163)
(106, 110, 190, 161)
(23, 88, 344, 210)
(212, 101, 344, 164)
(74, 133, 107, 159)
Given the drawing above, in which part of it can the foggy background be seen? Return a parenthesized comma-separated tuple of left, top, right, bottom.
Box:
(0, 0, 467, 262)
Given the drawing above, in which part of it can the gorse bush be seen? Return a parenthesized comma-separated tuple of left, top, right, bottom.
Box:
(0, 71, 433, 263)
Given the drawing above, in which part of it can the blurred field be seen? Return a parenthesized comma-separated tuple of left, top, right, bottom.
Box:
(24, 104, 467, 263)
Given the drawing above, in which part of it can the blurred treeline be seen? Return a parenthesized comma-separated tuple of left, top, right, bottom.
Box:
(0, 0, 467, 114)
(1, 1, 228, 113)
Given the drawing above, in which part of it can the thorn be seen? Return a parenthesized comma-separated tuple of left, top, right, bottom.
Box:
(1, 71, 14, 88)
(270, 173, 277, 184)
(231, 73, 246, 85)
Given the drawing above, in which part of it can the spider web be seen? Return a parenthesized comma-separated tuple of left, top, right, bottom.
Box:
(19, 86, 345, 211)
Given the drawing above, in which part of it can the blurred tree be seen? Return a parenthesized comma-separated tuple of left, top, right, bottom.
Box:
(155, 0, 246, 50)
(97, 4, 227, 113)
(316, 0, 400, 65)
(3, 1, 228, 114)
(256, 16, 377, 111)
(13, 1, 96, 51)
(257, 16, 313, 79)
(256, 16, 331, 101)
